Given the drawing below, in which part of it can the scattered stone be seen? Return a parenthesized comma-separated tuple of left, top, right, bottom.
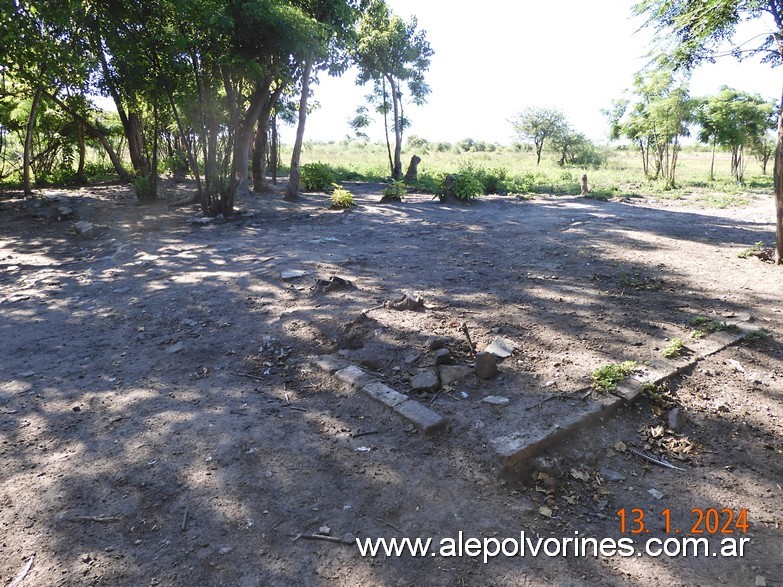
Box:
(439, 365, 472, 386)
(484, 336, 517, 358)
(648, 488, 665, 500)
(57, 206, 74, 220)
(165, 341, 184, 354)
(530, 456, 562, 478)
(73, 221, 94, 236)
(281, 269, 309, 280)
(433, 348, 452, 365)
(482, 396, 510, 406)
(600, 468, 626, 482)
(393, 400, 446, 434)
(362, 382, 408, 408)
(667, 407, 687, 432)
(312, 275, 353, 295)
(411, 371, 440, 392)
(475, 352, 498, 379)
(190, 217, 214, 225)
(217, 546, 233, 555)
(318, 525, 331, 536)
(755, 576, 767, 587)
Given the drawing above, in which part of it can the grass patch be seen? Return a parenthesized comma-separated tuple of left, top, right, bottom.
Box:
(689, 315, 734, 339)
(592, 361, 638, 394)
(329, 184, 355, 209)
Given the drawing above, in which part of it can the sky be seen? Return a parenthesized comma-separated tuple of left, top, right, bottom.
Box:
(302, 0, 780, 145)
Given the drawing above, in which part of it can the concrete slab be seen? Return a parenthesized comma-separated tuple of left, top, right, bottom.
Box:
(393, 400, 447, 434)
(362, 382, 408, 408)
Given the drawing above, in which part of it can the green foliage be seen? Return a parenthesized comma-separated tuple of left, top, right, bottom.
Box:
(737, 241, 766, 258)
(662, 338, 685, 358)
(592, 361, 638, 393)
(301, 162, 337, 191)
(448, 167, 484, 200)
(689, 315, 731, 339)
(744, 329, 769, 343)
(330, 184, 355, 208)
(640, 382, 678, 408)
(382, 179, 407, 200)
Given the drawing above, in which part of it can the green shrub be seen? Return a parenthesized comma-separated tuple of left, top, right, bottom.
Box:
(662, 338, 685, 358)
(301, 162, 336, 192)
(330, 184, 355, 208)
(449, 170, 484, 200)
(382, 180, 406, 200)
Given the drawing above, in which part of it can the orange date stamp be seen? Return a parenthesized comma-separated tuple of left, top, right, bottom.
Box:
(617, 508, 749, 535)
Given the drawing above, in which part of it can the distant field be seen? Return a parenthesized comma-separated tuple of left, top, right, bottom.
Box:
(286, 140, 773, 205)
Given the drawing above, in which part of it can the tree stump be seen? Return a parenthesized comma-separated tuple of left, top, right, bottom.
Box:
(404, 155, 421, 183)
(581, 173, 589, 196)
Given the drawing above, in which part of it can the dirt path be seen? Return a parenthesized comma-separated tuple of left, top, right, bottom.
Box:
(1, 182, 781, 586)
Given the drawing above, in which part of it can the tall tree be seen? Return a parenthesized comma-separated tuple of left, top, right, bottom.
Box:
(695, 87, 776, 181)
(511, 107, 567, 166)
(635, 0, 783, 262)
(354, 0, 432, 180)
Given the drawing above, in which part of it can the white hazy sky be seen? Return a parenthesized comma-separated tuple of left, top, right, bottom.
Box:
(303, 0, 780, 144)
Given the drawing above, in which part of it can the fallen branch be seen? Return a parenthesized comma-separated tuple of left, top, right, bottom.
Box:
(351, 430, 380, 439)
(8, 555, 34, 587)
(429, 389, 443, 405)
(181, 507, 189, 532)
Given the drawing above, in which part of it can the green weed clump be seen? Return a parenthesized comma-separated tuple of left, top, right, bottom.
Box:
(382, 180, 406, 201)
(661, 338, 685, 358)
(330, 184, 354, 208)
(592, 361, 638, 393)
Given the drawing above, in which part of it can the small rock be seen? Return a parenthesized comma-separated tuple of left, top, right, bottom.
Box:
(425, 336, 450, 350)
(475, 352, 498, 379)
(217, 546, 233, 555)
(648, 488, 665, 500)
(165, 341, 184, 354)
(484, 336, 517, 358)
(190, 217, 214, 224)
(667, 407, 687, 432)
(438, 365, 472, 386)
(74, 220, 94, 236)
(600, 468, 626, 482)
(482, 395, 510, 406)
(318, 525, 331, 536)
(530, 456, 562, 478)
(755, 576, 766, 587)
(411, 371, 440, 392)
(57, 206, 74, 220)
(717, 404, 730, 413)
(433, 348, 453, 365)
(281, 269, 309, 280)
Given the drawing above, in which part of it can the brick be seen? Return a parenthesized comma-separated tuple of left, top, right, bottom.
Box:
(334, 365, 375, 390)
(362, 382, 408, 408)
(310, 355, 349, 375)
(393, 400, 446, 434)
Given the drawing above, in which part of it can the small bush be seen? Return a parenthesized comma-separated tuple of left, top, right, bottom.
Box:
(301, 162, 336, 192)
(450, 171, 484, 200)
(330, 184, 354, 208)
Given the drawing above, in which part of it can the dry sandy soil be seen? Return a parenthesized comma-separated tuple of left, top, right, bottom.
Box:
(1, 180, 782, 586)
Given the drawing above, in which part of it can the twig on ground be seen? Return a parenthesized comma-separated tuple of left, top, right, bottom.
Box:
(376, 518, 402, 533)
(230, 371, 265, 381)
(292, 532, 354, 544)
(181, 507, 189, 532)
(8, 555, 35, 587)
(629, 447, 686, 471)
(459, 322, 476, 357)
(429, 389, 443, 405)
(351, 430, 380, 439)
(525, 390, 592, 411)
(70, 516, 122, 523)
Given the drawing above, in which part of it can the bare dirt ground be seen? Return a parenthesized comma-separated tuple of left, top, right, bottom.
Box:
(1, 180, 782, 586)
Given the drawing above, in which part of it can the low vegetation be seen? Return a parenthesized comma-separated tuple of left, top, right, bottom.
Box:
(592, 361, 638, 393)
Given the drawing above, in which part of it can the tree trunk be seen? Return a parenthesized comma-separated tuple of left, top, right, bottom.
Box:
(286, 57, 314, 201)
(23, 88, 43, 195)
(252, 114, 270, 192)
(228, 82, 270, 215)
(774, 81, 783, 265)
(381, 79, 393, 177)
(389, 77, 403, 180)
(710, 137, 716, 181)
(535, 139, 543, 166)
(271, 113, 279, 185)
(75, 120, 86, 183)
